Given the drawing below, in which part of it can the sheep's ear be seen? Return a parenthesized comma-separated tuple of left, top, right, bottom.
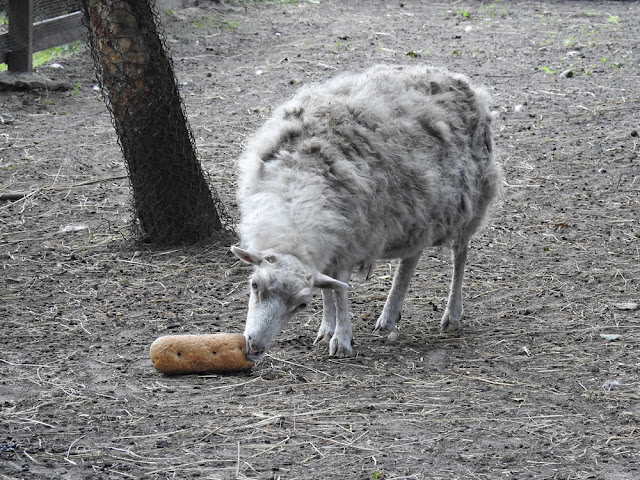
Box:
(313, 273, 348, 291)
(231, 246, 264, 266)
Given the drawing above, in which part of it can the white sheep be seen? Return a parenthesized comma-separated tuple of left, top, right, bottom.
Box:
(231, 64, 502, 360)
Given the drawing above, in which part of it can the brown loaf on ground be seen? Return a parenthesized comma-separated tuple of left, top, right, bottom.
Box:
(150, 333, 254, 374)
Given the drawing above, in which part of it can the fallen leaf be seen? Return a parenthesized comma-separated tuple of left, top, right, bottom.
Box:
(614, 302, 638, 311)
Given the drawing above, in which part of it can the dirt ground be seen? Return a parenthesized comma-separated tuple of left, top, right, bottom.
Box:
(1, 0, 639, 479)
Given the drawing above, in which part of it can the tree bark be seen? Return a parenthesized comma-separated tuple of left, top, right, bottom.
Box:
(81, 0, 224, 244)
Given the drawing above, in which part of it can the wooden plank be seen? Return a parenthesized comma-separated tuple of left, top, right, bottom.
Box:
(33, 11, 85, 53)
(6, 0, 34, 72)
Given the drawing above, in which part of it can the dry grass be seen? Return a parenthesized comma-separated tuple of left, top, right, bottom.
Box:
(1, 1, 639, 479)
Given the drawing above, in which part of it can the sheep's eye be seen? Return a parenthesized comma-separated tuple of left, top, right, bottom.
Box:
(251, 281, 258, 292)
(298, 302, 308, 310)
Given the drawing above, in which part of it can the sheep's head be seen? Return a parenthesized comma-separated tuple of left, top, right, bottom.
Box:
(231, 246, 347, 361)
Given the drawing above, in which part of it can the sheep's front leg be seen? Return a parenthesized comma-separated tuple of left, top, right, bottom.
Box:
(329, 270, 353, 357)
(314, 289, 336, 345)
(375, 253, 421, 340)
(441, 240, 469, 332)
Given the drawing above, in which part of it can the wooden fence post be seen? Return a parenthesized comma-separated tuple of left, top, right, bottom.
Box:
(7, 0, 34, 72)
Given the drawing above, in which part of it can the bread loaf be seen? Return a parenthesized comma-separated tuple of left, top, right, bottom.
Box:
(150, 333, 254, 374)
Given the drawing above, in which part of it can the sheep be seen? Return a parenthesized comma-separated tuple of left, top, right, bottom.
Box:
(231, 64, 502, 361)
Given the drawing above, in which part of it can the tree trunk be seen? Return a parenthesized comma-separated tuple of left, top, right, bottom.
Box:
(80, 0, 225, 244)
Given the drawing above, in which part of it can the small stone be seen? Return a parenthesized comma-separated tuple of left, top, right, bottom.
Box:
(600, 333, 621, 342)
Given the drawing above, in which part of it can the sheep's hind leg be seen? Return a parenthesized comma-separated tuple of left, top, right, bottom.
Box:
(314, 289, 336, 345)
(329, 270, 353, 357)
(441, 239, 469, 332)
(375, 253, 421, 341)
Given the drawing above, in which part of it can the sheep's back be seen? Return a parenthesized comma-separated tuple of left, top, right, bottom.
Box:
(237, 65, 501, 270)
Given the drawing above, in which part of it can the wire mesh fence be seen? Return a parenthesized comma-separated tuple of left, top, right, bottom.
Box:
(0, 0, 84, 71)
(0, 0, 77, 21)
(80, 0, 232, 244)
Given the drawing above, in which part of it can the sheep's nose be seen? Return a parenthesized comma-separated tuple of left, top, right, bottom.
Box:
(246, 335, 266, 361)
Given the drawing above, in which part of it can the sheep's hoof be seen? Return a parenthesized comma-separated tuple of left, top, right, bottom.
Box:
(374, 312, 401, 336)
(329, 336, 353, 357)
(314, 325, 334, 345)
(440, 309, 462, 332)
(313, 334, 331, 345)
(374, 324, 399, 342)
(386, 328, 399, 342)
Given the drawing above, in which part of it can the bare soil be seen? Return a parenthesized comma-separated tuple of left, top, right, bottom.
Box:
(1, 1, 639, 479)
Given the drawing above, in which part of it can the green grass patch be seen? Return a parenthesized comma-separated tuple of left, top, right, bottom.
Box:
(0, 41, 82, 72)
(191, 16, 239, 29)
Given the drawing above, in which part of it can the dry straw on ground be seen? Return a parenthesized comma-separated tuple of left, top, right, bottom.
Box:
(1, 1, 638, 479)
